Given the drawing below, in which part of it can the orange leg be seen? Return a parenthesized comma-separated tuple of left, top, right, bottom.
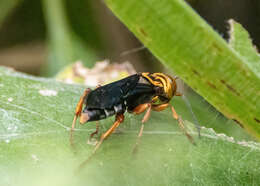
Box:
(90, 121, 99, 138)
(132, 103, 152, 153)
(171, 106, 195, 145)
(94, 113, 125, 152)
(70, 88, 91, 145)
(153, 103, 195, 144)
(77, 114, 124, 170)
(87, 121, 100, 145)
(132, 103, 150, 114)
(152, 103, 169, 111)
(175, 92, 182, 96)
(133, 103, 169, 153)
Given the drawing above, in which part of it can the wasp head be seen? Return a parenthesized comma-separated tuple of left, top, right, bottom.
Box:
(141, 72, 178, 102)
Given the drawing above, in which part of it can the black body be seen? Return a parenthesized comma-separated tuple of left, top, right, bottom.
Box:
(82, 74, 157, 122)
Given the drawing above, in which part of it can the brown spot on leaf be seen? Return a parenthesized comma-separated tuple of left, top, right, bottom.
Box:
(139, 28, 148, 37)
(233, 119, 244, 128)
(192, 69, 201, 77)
(220, 79, 240, 96)
(207, 81, 217, 89)
(211, 42, 222, 53)
(255, 118, 260, 123)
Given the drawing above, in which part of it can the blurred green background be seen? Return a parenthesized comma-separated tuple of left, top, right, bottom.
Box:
(0, 0, 259, 76)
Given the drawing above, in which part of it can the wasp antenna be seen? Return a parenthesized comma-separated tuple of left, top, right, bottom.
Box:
(181, 94, 201, 138)
(119, 46, 146, 57)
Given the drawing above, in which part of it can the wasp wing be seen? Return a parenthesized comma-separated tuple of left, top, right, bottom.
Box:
(85, 74, 142, 109)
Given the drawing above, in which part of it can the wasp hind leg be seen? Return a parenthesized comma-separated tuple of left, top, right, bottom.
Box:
(77, 113, 125, 170)
(70, 88, 91, 146)
(87, 121, 100, 145)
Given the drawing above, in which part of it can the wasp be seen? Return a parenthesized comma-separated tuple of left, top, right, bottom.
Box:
(70, 72, 195, 156)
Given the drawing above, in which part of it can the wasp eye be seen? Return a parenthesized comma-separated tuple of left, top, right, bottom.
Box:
(154, 86, 164, 95)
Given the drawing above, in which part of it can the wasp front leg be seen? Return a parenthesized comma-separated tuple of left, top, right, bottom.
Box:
(171, 106, 195, 145)
(153, 103, 195, 144)
(70, 88, 91, 145)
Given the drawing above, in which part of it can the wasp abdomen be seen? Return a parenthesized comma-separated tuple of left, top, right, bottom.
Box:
(83, 103, 126, 122)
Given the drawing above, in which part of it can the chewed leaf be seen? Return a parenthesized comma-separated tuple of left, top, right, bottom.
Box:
(0, 66, 260, 185)
(229, 19, 260, 75)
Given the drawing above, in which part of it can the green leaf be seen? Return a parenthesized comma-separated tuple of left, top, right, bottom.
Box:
(0, 0, 22, 28)
(0, 67, 260, 185)
(104, 0, 260, 139)
(41, 0, 97, 76)
(228, 19, 260, 73)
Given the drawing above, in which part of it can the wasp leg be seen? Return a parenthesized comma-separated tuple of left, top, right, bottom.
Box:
(94, 113, 124, 151)
(90, 121, 100, 139)
(70, 88, 91, 145)
(77, 114, 124, 170)
(132, 103, 152, 154)
(175, 92, 182, 96)
(171, 106, 195, 145)
(151, 103, 169, 111)
(87, 121, 100, 145)
(132, 103, 169, 153)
